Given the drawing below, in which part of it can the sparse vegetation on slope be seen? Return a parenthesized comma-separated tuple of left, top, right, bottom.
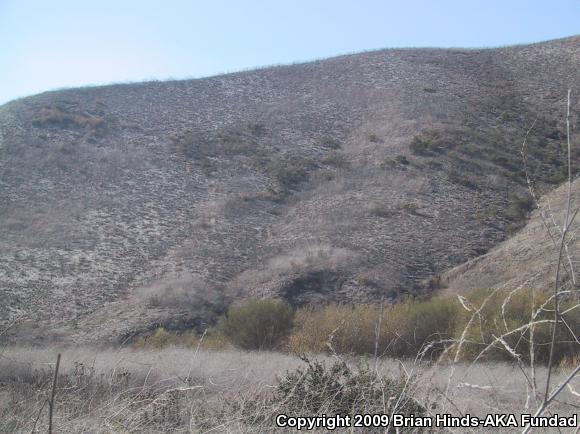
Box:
(1, 36, 579, 343)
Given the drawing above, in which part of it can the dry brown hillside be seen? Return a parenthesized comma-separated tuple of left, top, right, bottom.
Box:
(443, 175, 580, 293)
(1, 36, 579, 343)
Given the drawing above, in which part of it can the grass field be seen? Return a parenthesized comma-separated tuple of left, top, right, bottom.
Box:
(0, 346, 578, 433)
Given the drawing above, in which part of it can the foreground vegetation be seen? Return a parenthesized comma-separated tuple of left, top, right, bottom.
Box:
(136, 288, 580, 366)
(2, 287, 578, 432)
(0, 346, 577, 433)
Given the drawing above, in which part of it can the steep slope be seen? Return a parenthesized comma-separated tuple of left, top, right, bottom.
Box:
(443, 176, 580, 294)
(1, 36, 579, 343)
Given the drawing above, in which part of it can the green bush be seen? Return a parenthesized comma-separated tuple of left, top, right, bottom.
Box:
(137, 290, 579, 365)
(218, 299, 294, 350)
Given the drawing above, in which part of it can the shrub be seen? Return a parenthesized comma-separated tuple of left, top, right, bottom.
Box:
(140, 272, 226, 320)
(394, 155, 410, 165)
(426, 160, 443, 170)
(32, 106, 105, 132)
(288, 298, 459, 358)
(559, 354, 580, 371)
(247, 122, 266, 136)
(319, 136, 342, 149)
(409, 136, 432, 155)
(170, 130, 213, 159)
(368, 202, 394, 218)
(322, 151, 351, 169)
(490, 153, 519, 170)
(453, 287, 579, 364)
(217, 299, 294, 350)
(547, 166, 568, 184)
(288, 304, 377, 354)
(387, 297, 459, 357)
(266, 156, 315, 190)
(380, 155, 411, 169)
(504, 193, 534, 222)
(447, 169, 476, 189)
(409, 132, 445, 155)
(273, 358, 425, 417)
(170, 124, 269, 162)
(368, 133, 380, 143)
(287, 290, 580, 364)
(133, 327, 198, 350)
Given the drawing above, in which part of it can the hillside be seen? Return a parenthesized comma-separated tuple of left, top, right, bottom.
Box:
(443, 175, 580, 294)
(1, 36, 579, 343)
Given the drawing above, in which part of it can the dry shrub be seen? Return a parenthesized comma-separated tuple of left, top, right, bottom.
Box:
(289, 298, 458, 358)
(138, 271, 225, 314)
(367, 202, 395, 218)
(134, 287, 578, 365)
(133, 327, 199, 349)
(288, 290, 579, 364)
(559, 353, 580, 371)
(389, 297, 459, 357)
(33, 106, 105, 132)
(288, 304, 377, 354)
(454, 287, 579, 364)
(272, 358, 425, 418)
(321, 150, 351, 169)
(504, 193, 534, 222)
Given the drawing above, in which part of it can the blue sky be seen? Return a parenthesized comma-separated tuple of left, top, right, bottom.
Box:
(0, 0, 578, 104)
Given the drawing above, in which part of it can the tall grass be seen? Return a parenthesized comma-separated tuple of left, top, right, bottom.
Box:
(0, 346, 577, 433)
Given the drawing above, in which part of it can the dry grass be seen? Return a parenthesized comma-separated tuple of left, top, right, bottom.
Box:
(3, 37, 579, 343)
(0, 346, 578, 433)
(0, 346, 304, 433)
